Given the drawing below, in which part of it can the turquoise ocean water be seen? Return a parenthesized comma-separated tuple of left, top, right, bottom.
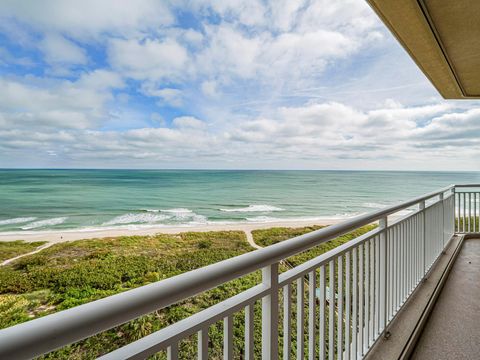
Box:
(0, 170, 478, 234)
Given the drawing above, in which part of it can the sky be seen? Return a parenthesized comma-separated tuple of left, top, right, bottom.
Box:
(0, 0, 479, 170)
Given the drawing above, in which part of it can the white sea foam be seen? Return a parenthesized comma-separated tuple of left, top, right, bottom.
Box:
(140, 209, 160, 213)
(187, 215, 208, 224)
(0, 217, 37, 226)
(219, 205, 284, 212)
(102, 208, 207, 226)
(160, 208, 207, 222)
(161, 208, 193, 214)
(22, 217, 68, 230)
(103, 213, 170, 226)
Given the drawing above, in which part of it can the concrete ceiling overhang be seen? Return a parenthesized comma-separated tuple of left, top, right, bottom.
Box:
(367, 0, 480, 99)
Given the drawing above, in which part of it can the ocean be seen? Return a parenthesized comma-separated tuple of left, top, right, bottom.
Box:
(0, 170, 478, 234)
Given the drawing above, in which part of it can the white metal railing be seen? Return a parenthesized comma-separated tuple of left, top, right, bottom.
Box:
(0, 184, 473, 359)
(454, 185, 480, 233)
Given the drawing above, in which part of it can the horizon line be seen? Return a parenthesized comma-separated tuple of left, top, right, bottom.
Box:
(0, 168, 478, 173)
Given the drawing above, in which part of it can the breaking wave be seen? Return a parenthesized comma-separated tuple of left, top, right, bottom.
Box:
(22, 217, 68, 230)
(219, 205, 284, 212)
(103, 213, 170, 226)
(0, 217, 37, 226)
(103, 208, 207, 226)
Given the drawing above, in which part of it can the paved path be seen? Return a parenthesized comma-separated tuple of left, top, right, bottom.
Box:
(1, 242, 55, 266)
(245, 230, 262, 250)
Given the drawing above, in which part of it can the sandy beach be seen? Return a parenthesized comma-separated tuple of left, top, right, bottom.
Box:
(0, 218, 344, 244)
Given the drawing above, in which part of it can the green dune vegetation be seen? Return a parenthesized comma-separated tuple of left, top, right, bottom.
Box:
(0, 225, 375, 359)
(0, 240, 47, 263)
(253, 225, 377, 268)
(455, 216, 480, 233)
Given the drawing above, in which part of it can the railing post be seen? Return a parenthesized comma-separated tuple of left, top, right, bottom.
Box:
(379, 217, 387, 332)
(262, 263, 279, 360)
(439, 192, 445, 247)
(453, 187, 457, 234)
(419, 201, 426, 274)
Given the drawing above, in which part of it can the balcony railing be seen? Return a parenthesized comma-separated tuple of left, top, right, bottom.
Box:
(0, 184, 477, 359)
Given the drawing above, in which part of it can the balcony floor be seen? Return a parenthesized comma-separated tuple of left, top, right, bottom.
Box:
(411, 238, 480, 360)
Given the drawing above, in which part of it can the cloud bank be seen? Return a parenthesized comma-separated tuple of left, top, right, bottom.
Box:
(0, 0, 478, 170)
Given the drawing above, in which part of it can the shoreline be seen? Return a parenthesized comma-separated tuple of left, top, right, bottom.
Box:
(0, 218, 344, 243)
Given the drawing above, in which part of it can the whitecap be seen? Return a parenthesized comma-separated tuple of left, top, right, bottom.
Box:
(103, 213, 170, 226)
(22, 217, 68, 230)
(219, 205, 285, 212)
(160, 208, 193, 214)
(186, 214, 208, 224)
(160, 208, 196, 220)
(163, 209, 207, 223)
(0, 217, 37, 226)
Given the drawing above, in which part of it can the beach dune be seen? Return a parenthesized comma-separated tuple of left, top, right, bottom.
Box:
(0, 218, 343, 244)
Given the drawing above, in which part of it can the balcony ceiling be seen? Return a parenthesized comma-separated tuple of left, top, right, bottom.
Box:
(368, 0, 480, 99)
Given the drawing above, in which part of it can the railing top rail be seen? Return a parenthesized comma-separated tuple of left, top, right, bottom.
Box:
(453, 183, 480, 188)
(0, 183, 455, 359)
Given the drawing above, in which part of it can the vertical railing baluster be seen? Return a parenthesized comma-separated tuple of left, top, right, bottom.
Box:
(369, 239, 374, 346)
(399, 222, 404, 303)
(329, 260, 335, 360)
(297, 277, 305, 360)
(283, 285, 291, 360)
(413, 215, 416, 288)
(224, 315, 233, 360)
(379, 217, 387, 333)
(409, 217, 412, 289)
(364, 241, 369, 352)
(416, 214, 420, 284)
(474, 193, 477, 232)
(358, 244, 364, 358)
(455, 192, 459, 232)
(345, 251, 351, 360)
(405, 220, 410, 295)
(262, 263, 279, 360)
(455, 192, 458, 233)
(402, 221, 406, 302)
(438, 202, 442, 253)
(309, 271, 317, 360)
(352, 248, 358, 360)
(387, 228, 392, 320)
(394, 226, 399, 312)
(374, 234, 380, 336)
(420, 200, 426, 276)
(320, 266, 326, 360)
(412, 216, 416, 287)
(337, 256, 343, 360)
(168, 343, 178, 360)
(463, 192, 466, 233)
(198, 327, 209, 360)
(408, 218, 412, 294)
(440, 193, 445, 247)
(245, 304, 254, 360)
(468, 193, 471, 232)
